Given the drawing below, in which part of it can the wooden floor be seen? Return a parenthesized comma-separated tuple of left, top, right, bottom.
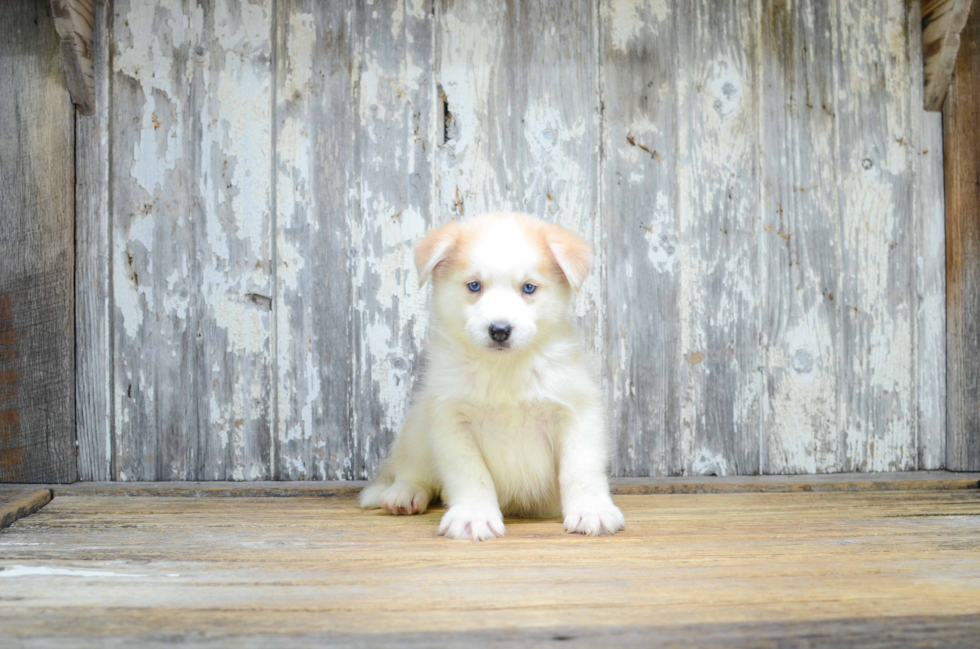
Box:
(2, 477, 980, 647)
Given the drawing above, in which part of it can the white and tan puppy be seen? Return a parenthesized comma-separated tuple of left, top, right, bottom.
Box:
(359, 212, 624, 540)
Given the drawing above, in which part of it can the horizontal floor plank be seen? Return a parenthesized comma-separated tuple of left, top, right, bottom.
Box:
(8, 615, 980, 649)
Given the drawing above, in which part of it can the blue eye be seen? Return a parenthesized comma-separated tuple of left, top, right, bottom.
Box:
(523, 283, 537, 294)
(467, 281, 481, 292)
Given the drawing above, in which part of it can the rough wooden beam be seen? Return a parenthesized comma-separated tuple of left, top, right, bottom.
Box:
(0, 0, 77, 484)
(49, 0, 95, 116)
(945, 3, 980, 471)
(922, 0, 974, 110)
(0, 489, 52, 530)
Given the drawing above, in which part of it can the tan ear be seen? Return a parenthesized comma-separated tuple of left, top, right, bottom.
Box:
(545, 224, 591, 292)
(415, 221, 461, 286)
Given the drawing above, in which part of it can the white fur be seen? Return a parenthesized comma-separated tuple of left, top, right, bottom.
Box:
(360, 213, 624, 540)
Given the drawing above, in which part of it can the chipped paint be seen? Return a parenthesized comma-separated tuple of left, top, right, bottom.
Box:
(274, 9, 318, 479)
(836, 0, 918, 473)
(605, 0, 669, 51)
(344, 0, 436, 478)
(765, 307, 839, 474)
(690, 450, 730, 477)
(111, 0, 273, 481)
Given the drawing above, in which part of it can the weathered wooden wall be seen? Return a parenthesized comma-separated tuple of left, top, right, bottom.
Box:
(73, 0, 947, 481)
(0, 0, 77, 483)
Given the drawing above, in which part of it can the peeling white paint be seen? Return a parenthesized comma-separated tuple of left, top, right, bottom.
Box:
(131, 98, 183, 194)
(690, 450, 730, 477)
(766, 306, 839, 474)
(114, 1, 201, 194)
(604, 0, 668, 51)
(351, 194, 428, 439)
(114, 247, 151, 340)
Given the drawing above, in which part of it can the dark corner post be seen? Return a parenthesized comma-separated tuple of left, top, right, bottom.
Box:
(0, 0, 77, 483)
(944, 3, 980, 470)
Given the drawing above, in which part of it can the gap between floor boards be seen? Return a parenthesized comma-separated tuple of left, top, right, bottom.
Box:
(0, 471, 977, 499)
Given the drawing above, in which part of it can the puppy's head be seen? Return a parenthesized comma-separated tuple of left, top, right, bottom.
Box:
(415, 213, 590, 353)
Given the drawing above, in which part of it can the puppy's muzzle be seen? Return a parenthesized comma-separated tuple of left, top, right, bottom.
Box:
(488, 323, 512, 343)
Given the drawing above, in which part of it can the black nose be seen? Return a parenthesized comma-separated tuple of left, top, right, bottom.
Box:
(488, 323, 512, 342)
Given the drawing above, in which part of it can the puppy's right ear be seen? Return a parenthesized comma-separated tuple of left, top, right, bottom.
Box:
(415, 221, 461, 286)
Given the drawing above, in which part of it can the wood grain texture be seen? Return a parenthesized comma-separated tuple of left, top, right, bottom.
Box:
(350, 0, 436, 479)
(75, 0, 111, 482)
(944, 2, 980, 471)
(836, 0, 917, 472)
(600, 0, 677, 478)
(2, 490, 980, 642)
(673, 0, 762, 476)
(49, 0, 96, 115)
(759, 0, 841, 474)
(0, 0, 76, 484)
(273, 0, 355, 480)
(921, 0, 974, 110)
(5, 616, 980, 649)
(0, 489, 52, 530)
(110, 0, 274, 480)
(908, 1, 948, 470)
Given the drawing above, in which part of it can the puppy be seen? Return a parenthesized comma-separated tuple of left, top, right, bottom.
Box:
(359, 212, 624, 540)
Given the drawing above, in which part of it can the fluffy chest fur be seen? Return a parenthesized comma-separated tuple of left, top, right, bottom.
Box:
(420, 337, 593, 517)
(452, 400, 566, 517)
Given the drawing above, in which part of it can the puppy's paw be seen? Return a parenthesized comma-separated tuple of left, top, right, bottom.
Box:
(378, 482, 430, 515)
(563, 498, 625, 536)
(438, 502, 505, 540)
(358, 482, 386, 509)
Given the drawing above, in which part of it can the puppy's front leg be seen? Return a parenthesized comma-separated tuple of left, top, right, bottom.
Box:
(559, 402, 625, 536)
(429, 406, 505, 540)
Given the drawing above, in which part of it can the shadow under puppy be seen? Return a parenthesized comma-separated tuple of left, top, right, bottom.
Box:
(360, 212, 624, 540)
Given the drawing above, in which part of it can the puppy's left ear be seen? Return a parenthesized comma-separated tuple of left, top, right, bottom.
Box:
(545, 224, 591, 292)
(415, 220, 461, 286)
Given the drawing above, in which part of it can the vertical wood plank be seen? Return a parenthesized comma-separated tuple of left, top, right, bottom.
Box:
(110, 0, 194, 481)
(76, 0, 111, 481)
(759, 0, 841, 473)
(350, 0, 436, 480)
(909, 0, 947, 470)
(274, 0, 355, 479)
(434, 0, 507, 220)
(599, 0, 677, 477)
(944, 1, 980, 471)
(0, 0, 76, 483)
(111, 1, 274, 480)
(672, 0, 762, 476)
(835, 0, 917, 472)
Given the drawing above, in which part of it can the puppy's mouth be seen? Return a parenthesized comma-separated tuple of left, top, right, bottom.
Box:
(488, 341, 512, 352)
